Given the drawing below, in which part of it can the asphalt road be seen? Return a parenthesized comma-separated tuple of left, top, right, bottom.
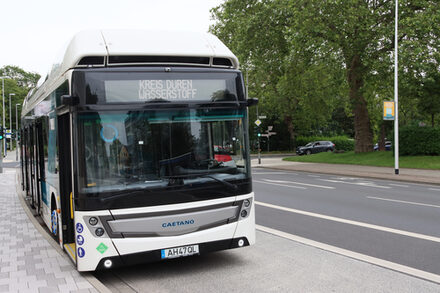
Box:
(93, 169, 440, 292)
(253, 169, 440, 276)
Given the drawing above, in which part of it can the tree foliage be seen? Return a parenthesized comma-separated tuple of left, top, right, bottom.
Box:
(210, 0, 440, 152)
(1, 65, 40, 89)
(0, 66, 40, 130)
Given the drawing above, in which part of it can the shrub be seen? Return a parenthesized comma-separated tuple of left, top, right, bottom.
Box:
(295, 136, 354, 151)
(395, 126, 440, 156)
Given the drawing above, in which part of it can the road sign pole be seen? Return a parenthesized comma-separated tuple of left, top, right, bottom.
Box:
(267, 135, 270, 152)
(394, 0, 399, 175)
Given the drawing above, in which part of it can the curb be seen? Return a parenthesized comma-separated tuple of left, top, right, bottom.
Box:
(253, 164, 440, 186)
(14, 170, 112, 293)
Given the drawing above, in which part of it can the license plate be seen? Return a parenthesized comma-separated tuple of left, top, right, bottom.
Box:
(161, 244, 199, 259)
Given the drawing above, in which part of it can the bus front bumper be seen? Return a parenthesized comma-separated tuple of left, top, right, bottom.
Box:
(95, 236, 250, 270)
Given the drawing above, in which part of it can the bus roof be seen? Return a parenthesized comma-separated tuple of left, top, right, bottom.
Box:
(55, 30, 239, 77)
(22, 30, 240, 116)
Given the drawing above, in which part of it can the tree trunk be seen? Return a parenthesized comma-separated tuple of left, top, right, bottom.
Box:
(432, 113, 435, 128)
(284, 115, 295, 151)
(379, 122, 386, 151)
(346, 55, 373, 153)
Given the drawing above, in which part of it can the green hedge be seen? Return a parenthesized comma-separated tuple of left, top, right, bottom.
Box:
(395, 126, 440, 156)
(296, 136, 354, 151)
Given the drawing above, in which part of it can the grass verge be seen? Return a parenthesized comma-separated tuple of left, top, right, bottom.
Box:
(283, 151, 440, 170)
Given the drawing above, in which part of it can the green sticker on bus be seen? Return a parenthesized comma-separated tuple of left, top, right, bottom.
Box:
(96, 243, 108, 254)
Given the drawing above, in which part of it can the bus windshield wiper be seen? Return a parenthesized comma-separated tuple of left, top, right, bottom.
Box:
(99, 189, 147, 202)
(201, 175, 238, 191)
(164, 174, 238, 191)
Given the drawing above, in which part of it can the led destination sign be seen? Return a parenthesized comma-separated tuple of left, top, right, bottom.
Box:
(105, 79, 230, 102)
(139, 80, 197, 100)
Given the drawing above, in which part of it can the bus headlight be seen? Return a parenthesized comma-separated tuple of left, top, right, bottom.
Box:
(89, 217, 98, 226)
(244, 199, 251, 207)
(239, 198, 252, 219)
(95, 228, 105, 237)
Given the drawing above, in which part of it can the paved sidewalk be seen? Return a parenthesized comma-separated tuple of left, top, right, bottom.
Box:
(0, 169, 101, 293)
(251, 157, 440, 185)
(2, 149, 19, 163)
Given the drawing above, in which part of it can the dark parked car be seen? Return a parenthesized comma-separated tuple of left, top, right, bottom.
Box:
(374, 141, 392, 151)
(296, 141, 335, 155)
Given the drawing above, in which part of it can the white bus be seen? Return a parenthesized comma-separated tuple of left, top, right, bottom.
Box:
(19, 30, 257, 271)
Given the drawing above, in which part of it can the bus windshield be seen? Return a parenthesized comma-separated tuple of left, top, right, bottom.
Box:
(77, 109, 249, 194)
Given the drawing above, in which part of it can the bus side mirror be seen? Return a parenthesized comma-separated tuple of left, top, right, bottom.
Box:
(247, 98, 258, 107)
(61, 95, 79, 106)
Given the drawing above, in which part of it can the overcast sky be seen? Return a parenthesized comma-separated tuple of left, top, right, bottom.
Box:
(0, 0, 224, 76)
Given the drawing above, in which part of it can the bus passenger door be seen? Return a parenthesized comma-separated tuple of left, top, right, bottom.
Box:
(35, 120, 45, 215)
(58, 114, 75, 247)
(29, 125, 36, 208)
(23, 127, 30, 196)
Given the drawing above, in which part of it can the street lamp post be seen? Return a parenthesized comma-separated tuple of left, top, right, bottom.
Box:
(0, 76, 6, 172)
(394, 0, 399, 175)
(15, 104, 20, 161)
(9, 93, 15, 151)
(2, 78, 5, 157)
(0, 76, 9, 158)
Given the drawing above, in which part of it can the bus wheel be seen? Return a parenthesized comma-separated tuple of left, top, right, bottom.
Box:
(51, 210, 59, 237)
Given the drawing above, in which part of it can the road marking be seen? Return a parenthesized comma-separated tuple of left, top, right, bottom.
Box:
(255, 201, 440, 243)
(367, 196, 440, 209)
(256, 225, 440, 284)
(263, 179, 335, 189)
(253, 180, 306, 189)
(253, 172, 296, 175)
(331, 177, 358, 180)
(308, 175, 321, 178)
(429, 188, 440, 192)
(319, 179, 391, 189)
(389, 183, 409, 188)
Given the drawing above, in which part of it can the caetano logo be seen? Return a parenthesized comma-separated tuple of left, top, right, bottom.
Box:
(162, 219, 195, 228)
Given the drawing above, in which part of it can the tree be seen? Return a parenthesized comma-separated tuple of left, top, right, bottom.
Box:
(0, 65, 40, 89)
(287, 0, 429, 152)
(211, 0, 346, 149)
(418, 72, 440, 127)
(0, 66, 40, 131)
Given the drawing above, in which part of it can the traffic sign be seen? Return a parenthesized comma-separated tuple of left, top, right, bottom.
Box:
(254, 119, 262, 126)
(384, 101, 395, 120)
(258, 115, 267, 119)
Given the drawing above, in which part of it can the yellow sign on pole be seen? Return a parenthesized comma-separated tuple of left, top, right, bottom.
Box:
(383, 101, 395, 120)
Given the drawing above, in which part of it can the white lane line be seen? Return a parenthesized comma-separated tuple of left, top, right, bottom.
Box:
(389, 183, 409, 188)
(256, 225, 440, 284)
(255, 201, 440, 243)
(367, 196, 440, 209)
(253, 172, 297, 175)
(319, 179, 391, 189)
(331, 177, 358, 180)
(263, 179, 335, 189)
(308, 175, 321, 178)
(429, 188, 440, 192)
(253, 180, 306, 189)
